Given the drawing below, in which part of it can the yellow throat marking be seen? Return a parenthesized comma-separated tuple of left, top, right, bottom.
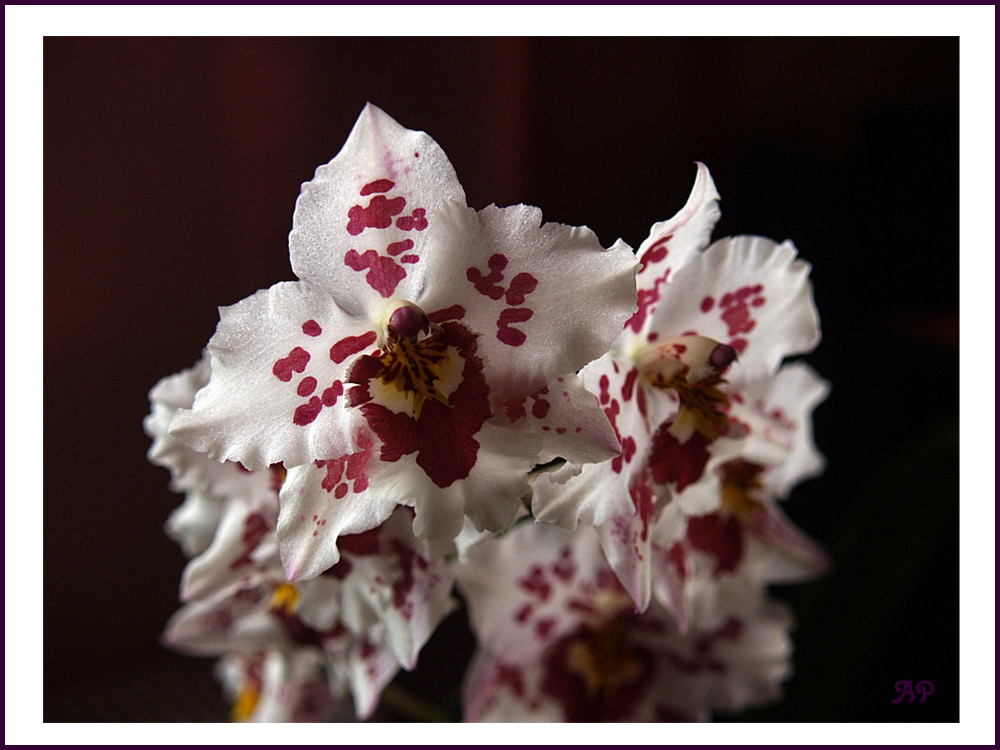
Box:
(377, 334, 453, 419)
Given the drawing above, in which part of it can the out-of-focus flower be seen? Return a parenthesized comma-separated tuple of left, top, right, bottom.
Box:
(144, 357, 275, 557)
(531, 165, 824, 611)
(150, 360, 457, 719)
(216, 650, 344, 723)
(168, 104, 636, 582)
(162, 500, 456, 719)
(457, 521, 793, 722)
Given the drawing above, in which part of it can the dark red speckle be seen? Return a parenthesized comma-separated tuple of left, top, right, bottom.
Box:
(347, 194, 406, 236)
(598, 375, 611, 405)
(621, 368, 638, 401)
(719, 284, 764, 337)
(505, 272, 538, 306)
(638, 235, 671, 272)
(344, 249, 408, 298)
(302, 319, 323, 337)
(552, 547, 575, 582)
(294, 397, 323, 426)
(273, 347, 310, 382)
(386, 239, 415, 256)
(360, 178, 395, 196)
(396, 208, 428, 231)
(467, 253, 508, 300)
(321, 380, 344, 406)
(531, 399, 550, 420)
(329, 331, 377, 364)
(497, 307, 533, 347)
(535, 618, 555, 637)
(518, 565, 551, 600)
(297, 376, 318, 397)
(428, 305, 466, 323)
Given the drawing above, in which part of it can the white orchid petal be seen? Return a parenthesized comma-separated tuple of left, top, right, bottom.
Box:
(648, 235, 820, 379)
(462, 650, 559, 722)
(456, 522, 609, 664)
(531, 354, 652, 530)
(164, 490, 225, 558)
(169, 282, 373, 470)
(336, 510, 457, 669)
(459, 522, 797, 722)
(180, 497, 278, 602)
(417, 202, 638, 411)
(745, 362, 830, 497)
(628, 162, 721, 336)
(342, 640, 399, 719)
(277, 457, 398, 582)
(290, 104, 467, 319)
(510, 373, 621, 465)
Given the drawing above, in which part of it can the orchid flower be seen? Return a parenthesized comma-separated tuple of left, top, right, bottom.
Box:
(531, 164, 823, 612)
(152, 360, 458, 718)
(145, 357, 276, 557)
(457, 521, 794, 722)
(651, 362, 831, 631)
(168, 104, 636, 582)
(162, 501, 456, 719)
(216, 650, 345, 722)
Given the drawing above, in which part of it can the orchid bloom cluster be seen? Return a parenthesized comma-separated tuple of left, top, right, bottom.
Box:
(147, 105, 828, 722)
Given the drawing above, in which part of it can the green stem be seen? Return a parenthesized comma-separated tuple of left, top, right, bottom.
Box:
(379, 683, 455, 722)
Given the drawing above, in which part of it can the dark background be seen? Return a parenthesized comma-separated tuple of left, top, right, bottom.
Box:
(43, 37, 959, 722)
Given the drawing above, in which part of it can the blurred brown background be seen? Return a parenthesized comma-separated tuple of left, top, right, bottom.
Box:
(43, 37, 958, 721)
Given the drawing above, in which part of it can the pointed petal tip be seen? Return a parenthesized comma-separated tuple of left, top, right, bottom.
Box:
(284, 564, 302, 583)
(159, 628, 178, 649)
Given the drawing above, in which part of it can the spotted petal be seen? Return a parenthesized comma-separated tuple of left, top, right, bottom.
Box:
(334, 509, 457, 669)
(162, 579, 289, 656)
(289, 103, 467, 319)
(459, 521, 796, 722)
(504, 373, 621, 466)
(647, 236, 820, 380)
(179, 496, 279, 602)
(277, 421, 538, 581)
(738, 362, 830, 498)
(329, 637, 400, 720)
(531, 353, 654, 531)
(247, 650, 344, 723)
(146, 358, 275, 512)
(416, 201, 638, 411)
(626, 162, 721, 337)
(456, 521, 611, 664)
(169, 282, 373, 470)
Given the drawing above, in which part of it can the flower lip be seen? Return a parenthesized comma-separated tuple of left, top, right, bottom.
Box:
(634, 334, 735, 443)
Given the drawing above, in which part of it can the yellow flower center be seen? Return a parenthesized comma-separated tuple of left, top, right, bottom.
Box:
(718, 459, 766, 521)
(374, 301, 459, 419)
(270, 582, 300, 615)
(634, 334, 736, 442)
(565, 618, 642, 702)
(230, 683, 260, 722)
(376, 334, 453, 419)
